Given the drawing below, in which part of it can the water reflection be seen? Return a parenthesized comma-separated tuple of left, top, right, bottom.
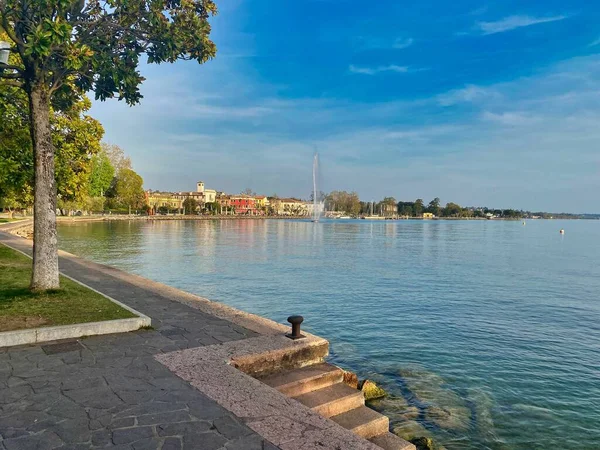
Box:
(58, 219, 600, 450)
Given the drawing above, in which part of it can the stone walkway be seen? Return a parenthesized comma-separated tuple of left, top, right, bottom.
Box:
(0, 232, 278, 450)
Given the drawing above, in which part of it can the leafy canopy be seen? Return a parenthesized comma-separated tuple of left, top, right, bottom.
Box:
(0, 82, 104, 207)
(0, 0, 217, 102)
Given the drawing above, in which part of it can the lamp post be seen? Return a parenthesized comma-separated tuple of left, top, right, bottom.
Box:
(0, 41, 10, 70)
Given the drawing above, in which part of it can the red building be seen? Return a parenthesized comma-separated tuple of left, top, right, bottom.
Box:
(230, 195, 258, 215)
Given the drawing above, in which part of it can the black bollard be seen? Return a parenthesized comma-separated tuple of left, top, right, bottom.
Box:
(286, 315, 305, 340)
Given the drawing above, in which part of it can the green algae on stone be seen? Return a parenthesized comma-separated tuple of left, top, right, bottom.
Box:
(359, 379, 387, 400)
(398, 365, 472, 431)
(411, 437, 435, 450)
(369, 396, 419, 421)
(393, 420, 432, 442)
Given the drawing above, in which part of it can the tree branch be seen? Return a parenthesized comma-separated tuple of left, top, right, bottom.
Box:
(0, 63, 24, 74)
(0, 79, 23, 88)
(0, 69, 23, 79)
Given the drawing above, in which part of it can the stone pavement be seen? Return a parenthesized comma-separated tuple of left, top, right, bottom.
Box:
(0, 232, 279, 450)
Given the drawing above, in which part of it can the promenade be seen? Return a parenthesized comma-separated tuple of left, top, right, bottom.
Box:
(0, 230, 277, 450)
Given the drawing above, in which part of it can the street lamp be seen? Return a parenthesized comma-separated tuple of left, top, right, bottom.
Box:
(0, 41, 10, 66)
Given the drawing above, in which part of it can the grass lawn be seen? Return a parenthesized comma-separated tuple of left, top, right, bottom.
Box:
(0, 218, 22, 223)
(0, 244, 136, 332)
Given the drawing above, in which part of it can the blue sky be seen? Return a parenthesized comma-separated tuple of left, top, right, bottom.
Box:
(90, 0, 600, 212)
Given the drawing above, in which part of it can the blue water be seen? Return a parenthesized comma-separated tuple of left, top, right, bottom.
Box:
(58, 219, 600, 450)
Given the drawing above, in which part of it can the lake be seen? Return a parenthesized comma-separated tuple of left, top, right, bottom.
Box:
(58, 219, 600, 450)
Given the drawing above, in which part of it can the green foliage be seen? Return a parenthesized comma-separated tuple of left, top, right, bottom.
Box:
(106, 168, 145, 210)
(0, 82, 103, 209)
(182, 197, 199, 214)
(0, 0, 218, 105)
(414, 199, 424, 217)
(427, 198, 442, 216)
(89, 149, 115, 197)
(442, 202, 463, 217)
(325, 191, 361, 216)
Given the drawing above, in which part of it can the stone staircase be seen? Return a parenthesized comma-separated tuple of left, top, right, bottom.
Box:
(261, 362, 415, 450)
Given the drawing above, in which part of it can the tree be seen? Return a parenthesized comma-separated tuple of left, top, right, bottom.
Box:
(182, 197, 199, 215)
(443, 202, 462, 217)
(242, 188, 256, 196)
(1, 64, 103, 215)
(101, 143, 131, 173)
(427, 197, 441, 217)
(0, 0, 217, 291)
(89, 149, 115, 198)
(397, 202, 414, 217)
(107, 168, 145, 214)
(324, 191, 361, 215)
(414, 199, 424, 217)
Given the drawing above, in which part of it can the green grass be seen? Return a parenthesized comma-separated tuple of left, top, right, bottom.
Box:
(0, 244, 136, 332)
(0, 218, 22, 223)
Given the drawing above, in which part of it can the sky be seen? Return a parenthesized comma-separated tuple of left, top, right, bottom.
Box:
(90, 0, 600, 213)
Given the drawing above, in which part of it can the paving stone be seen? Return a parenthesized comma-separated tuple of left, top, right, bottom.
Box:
(111, 416, 136, 429)
(53, 418, 91, 443)
(162, 437, 183, 450)
(213, 416, 254, 440)
(112, 426, 155, 445)
(91, 429, 112, 447)
(157, 421, 212, 437)
(137, 410, 192, 426)
(182, 431, 227, 450)
(132, 438, 164, 450)
(0, 235, 265, 450)
(2, 430, 63, 450)
(223, 434, 265, 450)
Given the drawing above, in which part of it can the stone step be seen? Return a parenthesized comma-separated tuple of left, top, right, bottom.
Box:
(261, 362, 343, 397)
(330, 406, 390, 439)
(292, 382, 365, 418)
(370, 432, 416, 450)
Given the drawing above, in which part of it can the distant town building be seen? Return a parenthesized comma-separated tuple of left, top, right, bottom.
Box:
(423, 212, 435, 219)
(230, 195, 258, 215)
(271, 198, 309, 216)
(146, 191, 183, 214)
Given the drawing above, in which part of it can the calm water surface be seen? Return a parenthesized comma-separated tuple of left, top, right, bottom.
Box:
(58, 219, 600, 450)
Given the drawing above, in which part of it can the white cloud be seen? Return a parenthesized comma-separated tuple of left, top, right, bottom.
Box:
(437, 85, 497, 106)
(590, 37, 600, 47)
(349, 64, 409, 75)
(481, 111, 542, 126)
(477, 15, 568, 35)
(356, 36, 414, 51)
(392, 38, 414, 49)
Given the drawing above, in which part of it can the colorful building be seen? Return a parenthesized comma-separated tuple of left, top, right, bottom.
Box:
(146, 191, 183, 214)
(230, 195, 258, 215)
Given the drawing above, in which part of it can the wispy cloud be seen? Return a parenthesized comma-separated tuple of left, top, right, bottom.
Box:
(481, 111, 542, 126)
(437, 85, 498, 106)
(392, 37, 414, 49)
(590, 37, 600, 47)
(477, 15, 568, 35)
(349, 64, 409, 75)
(356, 36, 414, 51)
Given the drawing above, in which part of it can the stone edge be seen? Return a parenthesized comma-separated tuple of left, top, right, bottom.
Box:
(0, 242, 151, 349)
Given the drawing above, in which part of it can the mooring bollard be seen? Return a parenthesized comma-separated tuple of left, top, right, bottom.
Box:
(286, 315, 305, 340)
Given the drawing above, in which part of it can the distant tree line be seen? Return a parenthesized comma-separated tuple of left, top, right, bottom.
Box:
(322, 191, 590, 219)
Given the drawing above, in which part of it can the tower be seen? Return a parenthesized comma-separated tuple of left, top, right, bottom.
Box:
(196, 181, 205, 193)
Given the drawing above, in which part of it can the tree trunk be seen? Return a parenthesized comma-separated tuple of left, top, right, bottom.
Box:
(28, 83, 59, 291)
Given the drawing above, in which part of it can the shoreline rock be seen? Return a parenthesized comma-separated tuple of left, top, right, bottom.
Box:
(343, 370, 358, 389)
(358, 379, 387, 401)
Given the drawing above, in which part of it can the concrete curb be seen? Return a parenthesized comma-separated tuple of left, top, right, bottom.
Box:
(0, 241, 152, 349)
(0, 316, 151, 348)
